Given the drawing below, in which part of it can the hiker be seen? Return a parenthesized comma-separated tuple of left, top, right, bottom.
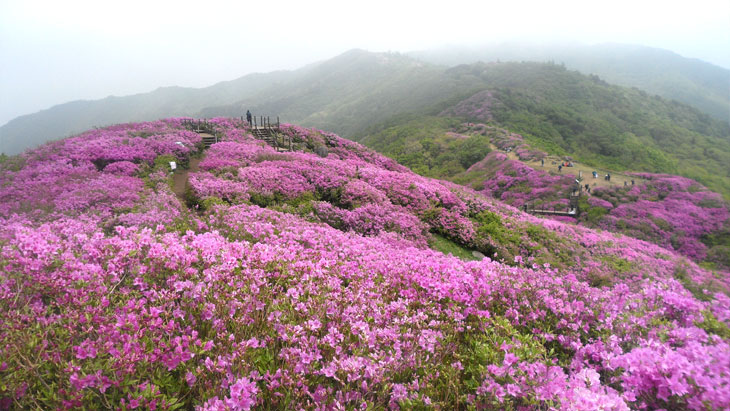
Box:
(631, 179, 635, 185)
(585, 183, 590, 192)
(592, 171, 597, 178)
(558, 164, 562, 172)
(246, 110, 252, 125)
(624, 181, 627, 186)
(541, 158, 544, 167)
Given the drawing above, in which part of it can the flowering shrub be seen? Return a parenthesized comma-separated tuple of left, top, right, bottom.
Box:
(470, 152, 575, 209)
(587, 196, 614, 209)
(590, 174, 730, 263)
(1, 118, 729, 409)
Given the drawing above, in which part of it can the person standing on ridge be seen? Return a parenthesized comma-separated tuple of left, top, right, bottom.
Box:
(246, 110, 252, 125)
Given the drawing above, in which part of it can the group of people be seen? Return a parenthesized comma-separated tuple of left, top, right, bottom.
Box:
(539, 156, 640, 197)
(556, 161, 574, 172)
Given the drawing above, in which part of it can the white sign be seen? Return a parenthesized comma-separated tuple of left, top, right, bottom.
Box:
(169, 161, 177, 171)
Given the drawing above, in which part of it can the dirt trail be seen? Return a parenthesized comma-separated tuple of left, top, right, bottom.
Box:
(172, 157, 201, 200)
(492, 143, 645, 190)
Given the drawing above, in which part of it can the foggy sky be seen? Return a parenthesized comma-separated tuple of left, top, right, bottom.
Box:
(1, 0, 729, 126)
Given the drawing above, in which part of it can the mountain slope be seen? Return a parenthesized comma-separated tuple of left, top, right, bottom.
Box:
(410, 43, 730, 121)
(198, 49, 484, 137)
(1, 50, 479, 155)
(1, 118, 729, 408)
(357, 62, 730, 199)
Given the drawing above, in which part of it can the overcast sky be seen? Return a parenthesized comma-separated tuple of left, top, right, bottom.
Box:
(1, 0, 728, 126)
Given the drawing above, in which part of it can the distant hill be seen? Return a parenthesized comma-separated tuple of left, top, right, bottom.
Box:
(2, 50, 477, 155)
(6, 44, 728, 156)
(409, 43, 730, 121)
(0, 70, 297, 155)
(198, 49, 482, 136)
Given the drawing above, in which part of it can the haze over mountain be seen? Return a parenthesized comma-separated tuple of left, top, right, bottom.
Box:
(2, 45, 728, 157)
(4, 0, 728, 129)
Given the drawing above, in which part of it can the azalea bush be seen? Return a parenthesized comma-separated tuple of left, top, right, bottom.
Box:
(0, 118, 729, 410)
(463, 151, 575, 210)
(586, 174, 730, 265)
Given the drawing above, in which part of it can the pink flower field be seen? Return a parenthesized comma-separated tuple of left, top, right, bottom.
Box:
(1, 118, 729, 409)
(593, 174, 730, 264)
(458, 139, 730, 271)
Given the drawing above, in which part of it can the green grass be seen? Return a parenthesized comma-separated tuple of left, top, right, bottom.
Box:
(360, 116, 491, 178)
(429, 234, 480, 261)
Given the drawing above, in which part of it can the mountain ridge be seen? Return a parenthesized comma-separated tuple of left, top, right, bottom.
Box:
(2, 45, 728, 156)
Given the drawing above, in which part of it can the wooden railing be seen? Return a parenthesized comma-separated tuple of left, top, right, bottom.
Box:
(181, 118, 216, 134)
(250, 116, 280, 132)
(523, 188, 582, 216)
(523, 203, 578, 216)
(183, 116, 293, 151)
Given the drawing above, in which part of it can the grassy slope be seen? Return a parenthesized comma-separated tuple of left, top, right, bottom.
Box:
(361, 62, 730, 199)
(476, 63, 730, 198)
(359, 116, 491, 177)
(200, 50, 486, 138)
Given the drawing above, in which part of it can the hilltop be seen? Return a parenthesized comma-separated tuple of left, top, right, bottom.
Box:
(1, 119, 728, 409)
(410, 42, 730, 121)
(0, 70, 297, 156)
